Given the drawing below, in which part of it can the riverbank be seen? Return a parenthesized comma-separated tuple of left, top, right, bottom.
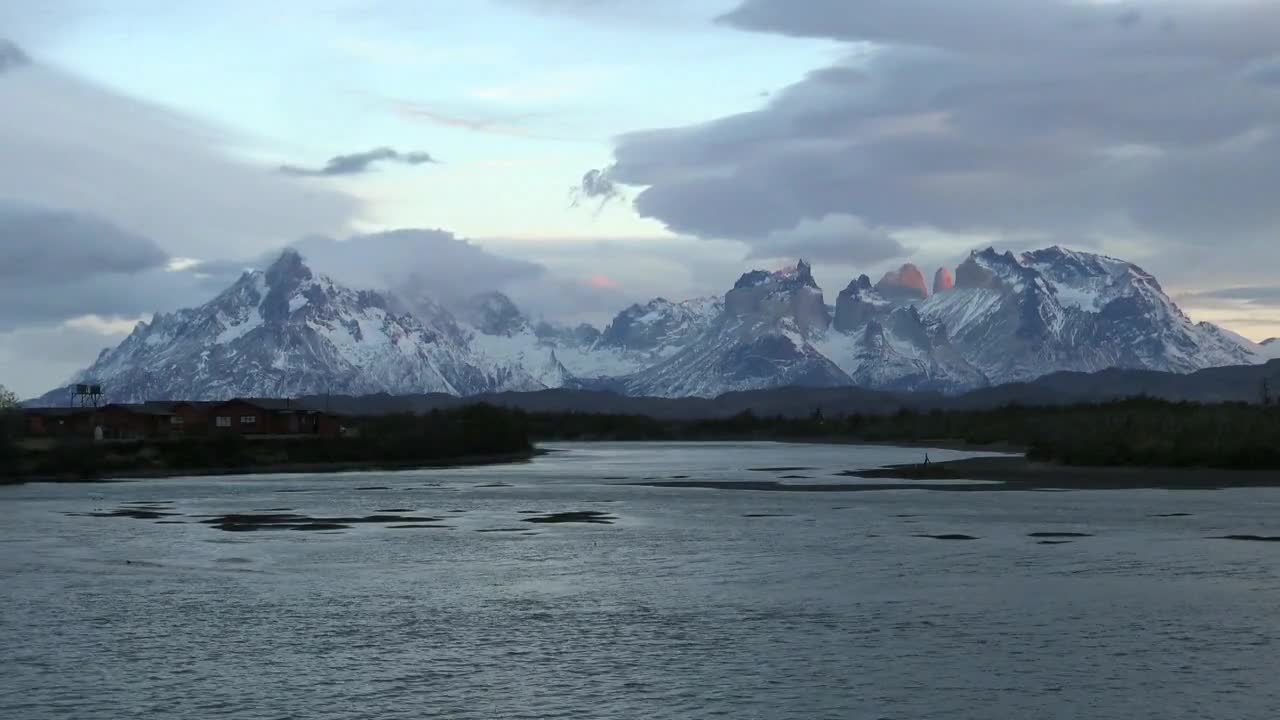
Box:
(779, 436, 1027, 454)
(528, 398, 1280, 471)
(631, 455, 1280, 493)
(1, 449, 541, 485)
(846, 456, 1280, 490)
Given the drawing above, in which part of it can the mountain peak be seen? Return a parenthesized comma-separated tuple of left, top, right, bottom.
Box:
(875, 263, 929, 300)
(265, 249, 313, 289)
(256, 250, 319, 323)
(933, 267, 954, 294)
(833, 274, 891, 332)
(733, 260, 819, 292)
(844, 274, 874, 294)
(456, 291, 527, 337)
(795, 258, 814, 284)
(31, 242, 1266, 405)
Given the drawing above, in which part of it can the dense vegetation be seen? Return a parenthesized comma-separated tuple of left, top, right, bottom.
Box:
(0, 383, 19, 468)
(6, 396, 1280, 481)
(1, 403, 532, 482)
(528, 397, 1280, 470)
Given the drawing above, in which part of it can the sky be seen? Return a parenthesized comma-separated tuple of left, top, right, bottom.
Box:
(1, 0, 1278, 397)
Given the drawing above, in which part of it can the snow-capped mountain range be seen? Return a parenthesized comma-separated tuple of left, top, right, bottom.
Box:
(33, 246, 1273, 404)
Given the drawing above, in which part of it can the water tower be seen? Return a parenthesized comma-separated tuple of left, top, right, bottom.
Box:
(73, 384, 104, 408)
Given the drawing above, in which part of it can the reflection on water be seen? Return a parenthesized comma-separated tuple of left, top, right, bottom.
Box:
(2, 442, 1279, 719)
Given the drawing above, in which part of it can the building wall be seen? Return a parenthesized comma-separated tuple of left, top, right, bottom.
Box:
(267, 412, 299, 435)
(26, 411, 95, 438)
(209, 401, 268, 435)
(169, 404, 210, 435)
(24, 402, 340, 440)
(100, 406, 168, 439)
(317, 414, 341, 437)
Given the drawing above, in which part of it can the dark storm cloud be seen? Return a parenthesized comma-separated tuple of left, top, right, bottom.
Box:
(745, 215, 910, 265)
(596, 1, 1280, 280)
(0, 260, 237, 333)
(279, 147, 437, 177)
(0, 202, 240, 332)
(0, 202, 169, 283)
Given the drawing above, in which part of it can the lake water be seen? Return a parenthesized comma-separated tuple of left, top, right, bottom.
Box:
(3, 441, 1279, 719)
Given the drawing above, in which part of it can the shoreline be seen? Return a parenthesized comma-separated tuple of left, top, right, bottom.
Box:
(632, 456, 1280, 493)
(845, 456, 1280, 490)
(537, 435, 1026, 454)
(1, 449, 543, 486)
(778, 436, 1027, 454)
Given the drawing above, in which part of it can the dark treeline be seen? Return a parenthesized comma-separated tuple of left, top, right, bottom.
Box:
(0, 408, 21, 468)
(529, 397, 1280, 470)
(7, 398, 1280, 480)
(1, 404, 532, 481)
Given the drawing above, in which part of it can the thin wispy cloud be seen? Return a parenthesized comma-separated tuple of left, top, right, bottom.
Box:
(384, 98, 597, 143)
(386, 100, 552, 139)
(279, 147, 437, 177)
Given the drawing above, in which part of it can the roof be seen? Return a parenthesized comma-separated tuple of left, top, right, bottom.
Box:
(23, 407, 94, 417)
(145, 400, 221, 409)
(104, 403, 174, 417)
(210, 398, 329, 414)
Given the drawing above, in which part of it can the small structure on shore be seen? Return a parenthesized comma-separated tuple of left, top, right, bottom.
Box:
(23, 398, 340, 440)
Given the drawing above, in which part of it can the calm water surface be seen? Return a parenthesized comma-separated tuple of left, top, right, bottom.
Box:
(3, 442, 1279, 719)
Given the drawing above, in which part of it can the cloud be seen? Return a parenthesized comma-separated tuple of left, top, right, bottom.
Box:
(0, 259, 240, 333)
(386, 99, 556, 139)
(0, 201, 169, 283)
(1182, 286, 1280, 307)
(0, 40, 359, 260)
(279, 147, 437, 177)
(584, 273, 620, 290)
(496, 0, 733, 28)
(745, 214, 910, 264)
(0, 199, 242, 332)
(592, 0, 1280, 284)
(0, 38, 29, 71)
(479, 234, 757, 323)
(1247, 57, 1280, 86)
(0, 320, 135, 400)
(288, 230, 547, 304)
(569, 168, 624, 212)
(288, 230, 661, 327)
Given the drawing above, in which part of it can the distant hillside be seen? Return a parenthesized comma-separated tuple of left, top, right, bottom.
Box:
(301, 360, 1280, 419)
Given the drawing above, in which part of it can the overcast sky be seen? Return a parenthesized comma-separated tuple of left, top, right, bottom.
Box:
(1, 0, 1278, 397)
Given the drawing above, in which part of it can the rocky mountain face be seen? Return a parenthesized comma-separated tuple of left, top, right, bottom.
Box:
(621, 261, 848, 397)
(918, 247, 1258, 384)
(36, 246, 1269, 403)
(876, 263, 930, 302)
(819, 275, 987, 393)
(34, 251, 542, 404)
(933, 267, 954, 294)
